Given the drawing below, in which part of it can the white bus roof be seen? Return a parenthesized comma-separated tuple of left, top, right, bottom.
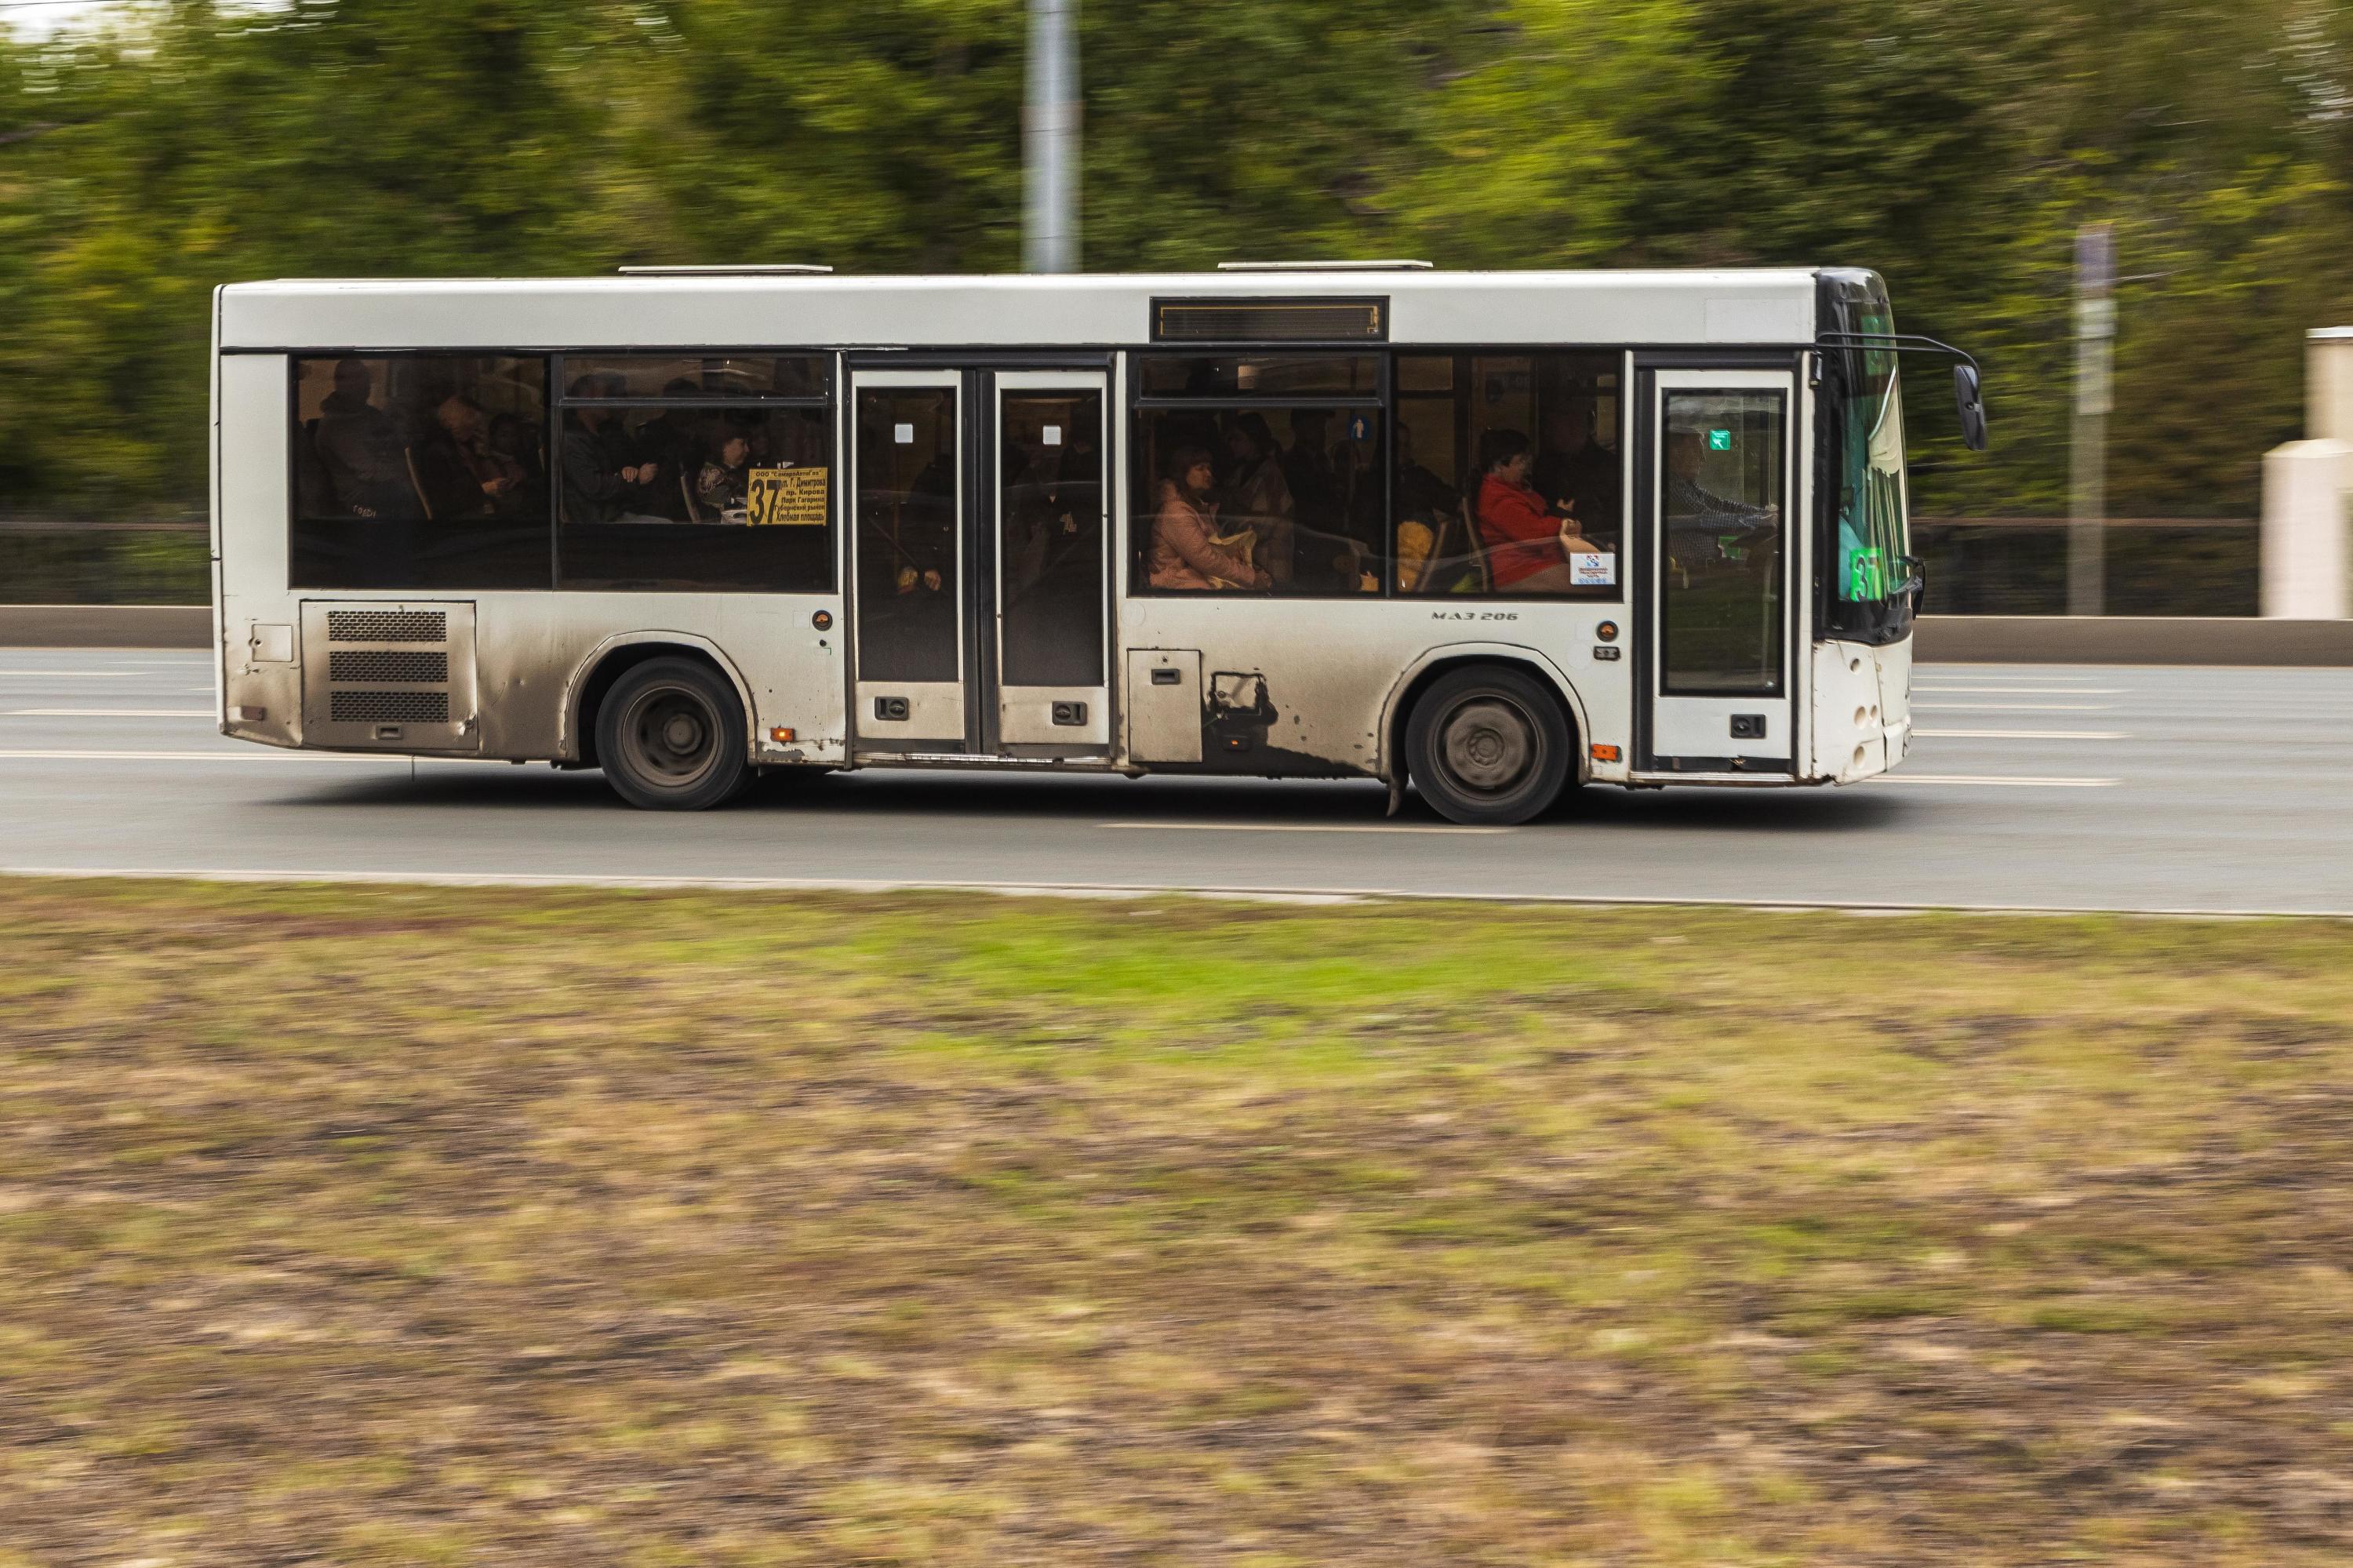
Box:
(216, 268, 1826, 352)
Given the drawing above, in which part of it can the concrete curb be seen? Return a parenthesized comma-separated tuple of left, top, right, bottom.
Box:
(0, 605, 212, 649)
(5, 606, 2349, 665)
(1917, 615, 2353, 666)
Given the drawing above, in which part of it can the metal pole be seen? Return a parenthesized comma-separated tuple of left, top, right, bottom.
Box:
(1023, 0, 1078, 274)
(2069, 224, 2113, 617)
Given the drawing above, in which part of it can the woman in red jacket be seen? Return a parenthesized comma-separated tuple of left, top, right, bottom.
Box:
(1475, 428, 1602, 592)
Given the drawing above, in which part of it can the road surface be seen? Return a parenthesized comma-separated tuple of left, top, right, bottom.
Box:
(3, 649, 2348, 914)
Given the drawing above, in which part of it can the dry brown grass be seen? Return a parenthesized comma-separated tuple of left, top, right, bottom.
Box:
(2, 878, 2351, 1566)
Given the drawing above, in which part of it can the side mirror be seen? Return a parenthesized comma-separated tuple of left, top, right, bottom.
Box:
(1954, 363, 1989, 452)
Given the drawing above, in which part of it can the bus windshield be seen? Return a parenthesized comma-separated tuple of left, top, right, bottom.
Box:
(1837, 348, 1907, 604)
(1819, 270, 1915, 641)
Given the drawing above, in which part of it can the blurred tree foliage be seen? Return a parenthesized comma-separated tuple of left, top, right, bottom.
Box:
(1, 0, 2347, 518)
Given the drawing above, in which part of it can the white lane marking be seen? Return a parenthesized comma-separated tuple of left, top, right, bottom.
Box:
(1864, 773, 2118, 788)
(1913, 729, 2128, 740)
(1911, 702, 2114, 712)
(2, 708, 215, 718)
(0, 749, 413, 765)
(1912, 685, 2124, 695)
(0, 670, 206, 678)
(1100, 821, 1511, 835)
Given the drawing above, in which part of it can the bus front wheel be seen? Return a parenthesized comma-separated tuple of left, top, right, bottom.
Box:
(1406, 667, 1571, 826)
(597, 657, 751, 811)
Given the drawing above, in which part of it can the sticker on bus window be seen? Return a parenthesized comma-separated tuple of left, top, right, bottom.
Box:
(1042, 424, 1063, 446)
(1569, 551, 1617, 588)
(893, 423, 915, 445)
(1707, 428, 1732, 452)
(747, 466, 828, 527)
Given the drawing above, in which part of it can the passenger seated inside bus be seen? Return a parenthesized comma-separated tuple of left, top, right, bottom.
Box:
(1391, 422, 1460, 591)
(1220, 413, 1295, 588)
(413, 393, 527, 521)
(314, 357, 411, 518)
(1475, 428, 1602, 593)
(1148, 446, 1270, 591)
(486, 412, 547, 504)
(560, 377, 669, 524)
(1279, 409, 1341, 554)
(1532, 406, 1621, 553)
(634, 381, 707, 521)
(696, 426, 757, 520)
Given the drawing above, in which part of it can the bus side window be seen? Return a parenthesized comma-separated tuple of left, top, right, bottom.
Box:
(289, 353, 553, 591)
(1131, 354, 1388, 598)
(1394, 351, 1623, 600)
(552, 355, 835, 595)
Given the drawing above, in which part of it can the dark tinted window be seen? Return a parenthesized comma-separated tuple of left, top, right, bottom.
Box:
(290, 355, 551, 591)
(562, 353, 828, 401)
(1393, 351, 1622, 598)
(854, 387, 961, 682)
(1138, 355, 1380, 400)
(1000, 388, 1105, 686)
(555, 358, 835, 594)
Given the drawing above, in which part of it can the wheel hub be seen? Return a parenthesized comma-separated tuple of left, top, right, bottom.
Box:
(626, 687, 719, 785)
(1441, 699, 1533, 793)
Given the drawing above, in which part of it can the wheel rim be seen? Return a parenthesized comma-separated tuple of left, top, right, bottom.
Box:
(620, 684, 720, 789)
(1438, 695, 1539, 796)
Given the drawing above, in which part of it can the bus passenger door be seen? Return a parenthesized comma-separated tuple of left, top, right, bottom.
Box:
(849, 370, 967, 748)
(1637, 367, 1799, 777)
(988, 372, 1110, 756)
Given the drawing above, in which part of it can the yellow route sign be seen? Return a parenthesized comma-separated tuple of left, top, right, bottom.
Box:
(747, 466, 827, 526)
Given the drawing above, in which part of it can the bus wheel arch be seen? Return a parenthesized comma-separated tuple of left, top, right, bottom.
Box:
(1384, 651, 1587, 824)
(567, 635, 756, 773)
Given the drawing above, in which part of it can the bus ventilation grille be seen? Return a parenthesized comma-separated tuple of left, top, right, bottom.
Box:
(330, 689, 451, 724)
(301, 601, 477, 751)
(328, 609, 447, 644)
(329, 649, 449, 684)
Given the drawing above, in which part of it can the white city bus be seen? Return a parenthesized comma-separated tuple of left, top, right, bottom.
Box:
(209, 264, 1980, 823)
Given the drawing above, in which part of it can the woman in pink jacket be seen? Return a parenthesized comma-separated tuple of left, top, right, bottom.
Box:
(1147, 448, 1272, 591)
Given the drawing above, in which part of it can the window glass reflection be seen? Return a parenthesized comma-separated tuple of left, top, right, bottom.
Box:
(290, 354, 551, 591)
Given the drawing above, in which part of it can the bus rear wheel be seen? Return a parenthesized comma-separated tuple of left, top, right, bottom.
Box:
(1406, 667, 1572, 826)
(597, 657, 750, 811)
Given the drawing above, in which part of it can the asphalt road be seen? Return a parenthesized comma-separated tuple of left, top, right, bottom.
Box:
(3, 648, 2349, 914)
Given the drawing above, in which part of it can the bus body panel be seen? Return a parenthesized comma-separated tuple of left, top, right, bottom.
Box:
(1809, 637, 1914, 784)
(1116, 597, 1623, 781)
(216, 270, 1819, 355)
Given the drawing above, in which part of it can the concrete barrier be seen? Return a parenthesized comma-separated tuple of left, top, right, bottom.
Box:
(0, 605, 212, 649)
(1918, 614, 2353, 665)
(4, 604, 2348, 665)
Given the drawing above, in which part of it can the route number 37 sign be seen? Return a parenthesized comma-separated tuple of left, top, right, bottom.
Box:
(746, 466, 829, 526)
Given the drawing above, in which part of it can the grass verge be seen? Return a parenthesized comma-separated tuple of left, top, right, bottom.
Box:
(3, 879, 2351, 1565)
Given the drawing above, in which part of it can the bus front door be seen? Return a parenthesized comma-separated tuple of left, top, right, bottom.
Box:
(1638, 367, 1800, 777)
(849, 367, 1111, 759)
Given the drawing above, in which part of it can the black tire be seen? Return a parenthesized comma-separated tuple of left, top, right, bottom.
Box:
(595, 657, 751, 811)
(1405, 666, 1573, 825)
